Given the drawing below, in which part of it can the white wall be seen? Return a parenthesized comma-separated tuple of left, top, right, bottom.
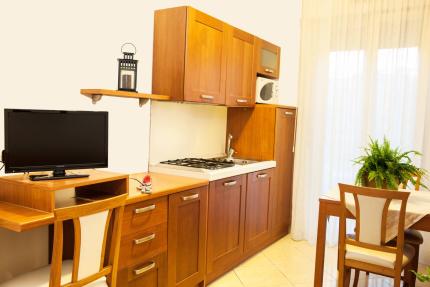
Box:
(149, 102, 227, 164)
(0, 0, 301, 172)
(0, 0, 302, 281)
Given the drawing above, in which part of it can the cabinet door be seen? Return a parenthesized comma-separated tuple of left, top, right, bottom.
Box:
(255, 38, 280, 79)
(184, 8, 227, 104)
(206, 175, 247, 282)
(244, 169, 274, 252)
(168, 186, 208, 287)
(271, 108, 296, 237)
(225, 27, 255, 106)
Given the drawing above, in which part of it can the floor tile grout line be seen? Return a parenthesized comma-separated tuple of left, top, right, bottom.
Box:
(233, 269, 246, 287)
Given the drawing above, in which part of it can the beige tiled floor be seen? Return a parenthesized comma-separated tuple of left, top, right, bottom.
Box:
(208, 235, 429, 287)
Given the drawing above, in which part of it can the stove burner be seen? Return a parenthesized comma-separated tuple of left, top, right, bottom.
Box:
(160, 158, 235, 170)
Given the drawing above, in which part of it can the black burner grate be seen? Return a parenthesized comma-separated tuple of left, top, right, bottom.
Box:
(160, 158, 234, 170)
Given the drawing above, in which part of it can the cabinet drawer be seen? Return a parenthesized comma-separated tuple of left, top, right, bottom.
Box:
(128, 253, 167, 287)
(119, 222, 167, 268)
(123, 197, 167, 235)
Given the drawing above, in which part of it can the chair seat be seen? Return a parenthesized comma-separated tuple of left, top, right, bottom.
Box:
(345, 243, 415, 269)
(0, 260, 107, 287)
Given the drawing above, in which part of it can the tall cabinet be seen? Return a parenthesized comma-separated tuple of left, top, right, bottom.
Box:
(227, 104, 296, 239)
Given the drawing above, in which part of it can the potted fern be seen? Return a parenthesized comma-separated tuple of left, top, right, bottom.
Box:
(355, 138, 426, 190)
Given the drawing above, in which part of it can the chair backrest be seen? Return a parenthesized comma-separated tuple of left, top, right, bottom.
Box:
(338, 184, 410, 270)
(49, 194, 127, 287)
(400, 174, 422, 191)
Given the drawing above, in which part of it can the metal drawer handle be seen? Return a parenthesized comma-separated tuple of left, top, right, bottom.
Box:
(201, 94, 214, 100)
(134, 233, 156, 245)
(182, 194, 199, 201)
(257, 173, 268, 179)
(265, 68, 274, 73)
(284, 111, 294, 116)
(134, 204, 156, 214)
(134, 262, 156, 275)
(236, 99, 248, 103)
(224, 180, 237, 186)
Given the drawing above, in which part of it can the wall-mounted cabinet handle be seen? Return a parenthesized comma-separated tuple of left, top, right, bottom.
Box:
(201, 94, 214, 100)
(134, 262, 156, 275)
(265, 68, 274, 73)
(236, 99, 248, 103)
(134, 204, 156, 214)
(284, 111, 294, 116)
(257, 173, 268, 179)
(134, 233, 156, 245)
(224, 180, 237, 186)
(182, 194, 199, 201)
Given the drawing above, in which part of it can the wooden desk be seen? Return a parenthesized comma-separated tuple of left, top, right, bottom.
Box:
(0, 170, 129, 232)
(314, 197, 430, 287)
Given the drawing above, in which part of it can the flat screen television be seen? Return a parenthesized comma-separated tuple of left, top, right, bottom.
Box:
(3, 109, 108, 181)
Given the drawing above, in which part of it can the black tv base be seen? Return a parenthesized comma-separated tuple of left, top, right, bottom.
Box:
(29, 169, 89, 181)
(30, 174, 90, 181)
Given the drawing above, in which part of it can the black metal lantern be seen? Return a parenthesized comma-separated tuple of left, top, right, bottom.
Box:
(118, 43, 138, 92)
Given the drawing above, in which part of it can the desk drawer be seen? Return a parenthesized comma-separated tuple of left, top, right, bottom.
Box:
(123, 197, 167, 235)
(119, 222, 167, 268)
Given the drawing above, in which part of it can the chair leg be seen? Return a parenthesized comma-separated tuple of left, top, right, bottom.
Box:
(409, 244, 420, 287)
(394, 274, 402, 287)
(352, 269, 360, 287)
(344, 268, 352, 287)
(338, 264, 345, 287)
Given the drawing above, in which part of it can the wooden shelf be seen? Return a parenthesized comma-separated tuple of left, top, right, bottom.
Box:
(0, 201, 54, 232)
(80, 89, 170, 107)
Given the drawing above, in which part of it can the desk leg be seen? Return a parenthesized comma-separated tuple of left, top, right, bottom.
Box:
(314, 201, 327, 287)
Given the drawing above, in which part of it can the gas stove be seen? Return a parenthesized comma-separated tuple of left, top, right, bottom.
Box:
(159, 158, 235, 170)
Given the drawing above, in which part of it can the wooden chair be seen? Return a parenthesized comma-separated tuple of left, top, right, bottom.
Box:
(0, 193, 126, 287)
(338, 183, 415, 287)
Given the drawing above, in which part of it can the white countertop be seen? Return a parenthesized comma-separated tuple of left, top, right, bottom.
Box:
(149, 160, 276, 181)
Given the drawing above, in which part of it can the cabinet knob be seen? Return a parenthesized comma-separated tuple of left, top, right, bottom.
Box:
(134, 233, 156, 245)
(134, 204, 156, 214)
(182, 193, 199, 201)
(236, 99, 248, 104)
(201, 94, 214, 100)
(223, 180, 237, 186)
(284, 111, 294, 116)
(257, 173, 268, 179)
(264, 68, 274, 74)
(134, 261, 156, 275)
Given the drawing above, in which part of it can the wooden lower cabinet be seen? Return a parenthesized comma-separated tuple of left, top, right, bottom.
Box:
(244, 169, 274, 253)
(206, 175, 247, 282)
(168, 186, 208, 287)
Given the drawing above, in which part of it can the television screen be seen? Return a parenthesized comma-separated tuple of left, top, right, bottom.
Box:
(4, 109, 108, 173)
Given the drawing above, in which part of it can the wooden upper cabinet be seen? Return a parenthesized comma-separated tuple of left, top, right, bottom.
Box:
(152, 6, 227, 105)
(153, 6, 261, 106)
(255, 38, 281, 79)
(244, 169, 274, 252)
(225, 27, 256, 107)
(184, 8, 227, 104)
(206, 175, 247, 282)
(168, 186, 208, 287)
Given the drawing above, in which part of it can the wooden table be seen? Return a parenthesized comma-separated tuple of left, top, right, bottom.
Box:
(314, 197, 430, 287)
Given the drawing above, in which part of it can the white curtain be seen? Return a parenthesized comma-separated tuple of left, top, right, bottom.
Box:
(291, 0, 430, 244)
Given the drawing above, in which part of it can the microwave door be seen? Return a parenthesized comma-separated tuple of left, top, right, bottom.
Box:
(260, 82, 274, 101)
